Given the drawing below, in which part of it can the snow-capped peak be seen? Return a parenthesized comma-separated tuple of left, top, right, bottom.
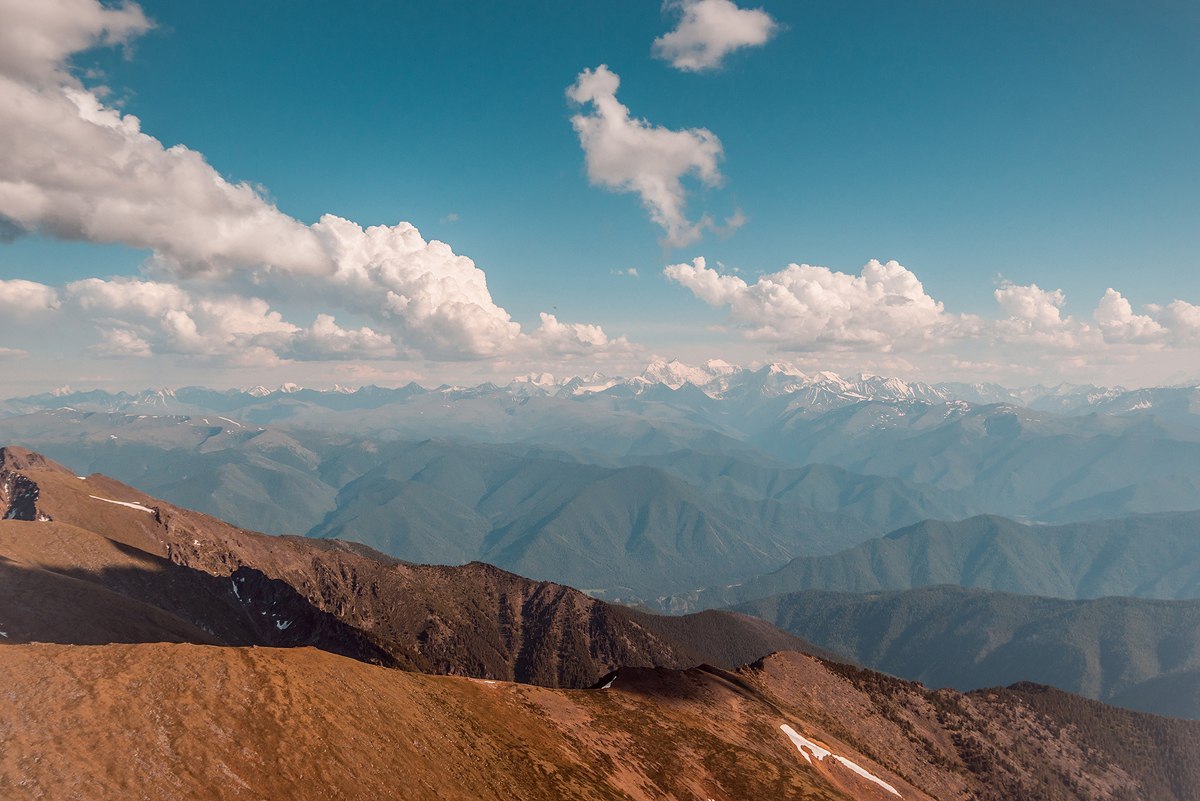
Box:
(641, 358, 730, 390)
(511, 372, 559, 388)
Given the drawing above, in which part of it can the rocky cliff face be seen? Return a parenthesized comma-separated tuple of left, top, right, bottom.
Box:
(0, 446, 53, 521)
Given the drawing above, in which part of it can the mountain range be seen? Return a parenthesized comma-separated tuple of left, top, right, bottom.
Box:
(0, 446, 813, 686)
(4, 445, 1200, 800)
(2, 371, 1199, 600)
(669, 512, 1200, 611)
(737, 585, 1200, 719)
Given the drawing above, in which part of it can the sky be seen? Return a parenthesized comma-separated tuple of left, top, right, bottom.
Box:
(0, 0, 1197, 394)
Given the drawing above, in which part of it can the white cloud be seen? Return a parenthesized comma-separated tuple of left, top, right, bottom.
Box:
(527, 312, 633, 357)
(0, 1, 628, 365)
(663, 257, 961, 350)
(568, 65, 727, 247)
(0, 278, 61, 315)
(307, 215, 519, 358)
(653, 0, 779, 72)
(1096, 288, 1200, 347)
(0, 65, 330, 276)
(1093, 288, 1164, 344)
(285, 314, 397, 361)
(89, 327, 152, 359)
(992, 281, 1085, 347)
(66, 277, 399, 364)
(0, 0, 151, 87)
(68, 278, 297, 362)
(1156, 300, 1200, 345)
(665, 257, 1200, 384)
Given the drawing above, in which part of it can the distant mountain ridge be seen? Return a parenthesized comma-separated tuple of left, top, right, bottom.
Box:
(668, 512, 1200, 612)
(7, 358, 1199, 421)
(736, 585, 1200, 719)
(0, 415, 983, 597)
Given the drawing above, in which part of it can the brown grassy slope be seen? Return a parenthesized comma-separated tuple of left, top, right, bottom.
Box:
(3, 644, 1198, 801)
(0, 445, 816, 686)
(0, 644, 884, 801)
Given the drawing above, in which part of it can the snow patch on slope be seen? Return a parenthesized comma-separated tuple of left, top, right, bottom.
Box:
(780, 724, 901, 797)
(88, 495, 155, 513)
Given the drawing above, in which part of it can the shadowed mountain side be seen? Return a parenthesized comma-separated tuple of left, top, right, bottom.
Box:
(736, 585, 1200, 719)
(0, 446, 815, 687)
(619, 607, 844, 667)
(1109, 672, 1200, 720)
(0, 522, 395, 663)
(667, 512, 1200, 611)
(5, 644, 1200, 801)
(0, 557, 220, 645)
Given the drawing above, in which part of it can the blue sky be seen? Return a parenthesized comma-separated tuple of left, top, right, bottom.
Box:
(0, 0, 1198, 391)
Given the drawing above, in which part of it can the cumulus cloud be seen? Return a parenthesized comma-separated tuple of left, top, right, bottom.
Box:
(992, 281, 1087, 347)
(65, 277, 398, 364)
(284, 314, 397, 362)
(568, 65, 729, 247)
(1095, 288, 1200, 347)
(527, 313, 633, 357)
(307, 215, 519, 358)
(0, 0, 151, 87)
(69, 278, 300, 362)
(0, 0, 627, 365)
(653, 0, 779, 72)
(663, 257, 962, 350)
(0, 52, 329, 275)
(666, 257, 1200, 378)
(0, 278, 61, 315)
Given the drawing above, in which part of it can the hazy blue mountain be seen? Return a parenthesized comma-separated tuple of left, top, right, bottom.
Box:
(309, 442, 881, 597)
(668, 512, 1200, 611)
(637, 452, 974, 529)
(0, 412, 982, 596)
(9, 375, 1200, 527)
(6, 373, 1200, 598)
(754, 402, 1200, 520)
(736, 585, 1200, 719)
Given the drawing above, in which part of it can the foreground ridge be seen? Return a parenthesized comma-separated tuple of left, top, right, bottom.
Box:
(3, 446, 1200, 800)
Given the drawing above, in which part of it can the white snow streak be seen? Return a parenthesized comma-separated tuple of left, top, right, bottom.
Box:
(88, 495, 154, 513)
(779, 724, 901, 797)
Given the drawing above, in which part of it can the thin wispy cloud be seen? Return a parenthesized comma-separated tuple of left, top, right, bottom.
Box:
(653, 0, 779, 72)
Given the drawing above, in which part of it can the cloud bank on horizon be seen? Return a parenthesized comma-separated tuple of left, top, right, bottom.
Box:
(664, 257, 1200, 369)
(0, 0, 1196, 392)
